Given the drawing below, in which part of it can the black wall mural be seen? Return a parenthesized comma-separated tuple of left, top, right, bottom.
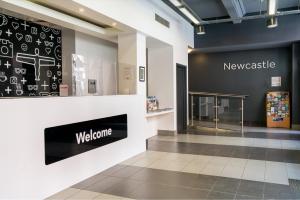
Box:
(0, 13, 62, 97)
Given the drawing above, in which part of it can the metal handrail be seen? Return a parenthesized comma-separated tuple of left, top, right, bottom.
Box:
(189, 91, 248, 99)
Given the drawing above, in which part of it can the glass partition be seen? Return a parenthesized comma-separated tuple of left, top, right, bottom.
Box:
(189, 92, 247, 133)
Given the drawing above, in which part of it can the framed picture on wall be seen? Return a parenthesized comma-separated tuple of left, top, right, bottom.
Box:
(139, 66, 145, 82)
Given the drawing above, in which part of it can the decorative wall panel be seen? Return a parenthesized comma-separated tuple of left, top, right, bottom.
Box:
(0, 13, 62, 97)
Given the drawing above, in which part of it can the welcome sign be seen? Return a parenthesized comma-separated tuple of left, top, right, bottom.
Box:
(44, 114, 127, 165)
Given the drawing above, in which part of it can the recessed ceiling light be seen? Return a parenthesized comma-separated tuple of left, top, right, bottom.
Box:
(79, 8, 85, 13)
(112, 22, 117, 27)
(169, 0, 182, 7)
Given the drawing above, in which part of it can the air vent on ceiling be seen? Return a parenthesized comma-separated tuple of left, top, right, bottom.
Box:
(155, 13, 170, 28)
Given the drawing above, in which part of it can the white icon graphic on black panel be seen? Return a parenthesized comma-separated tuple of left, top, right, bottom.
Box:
(4, 61, 11, 69)
(52, 83, 57, 90)
(5, 86, 12, 94)
(16, 33, 23, 41)
(45, 48, 51, 55)
(52, 28, 60, 35)
(0, 72, 7, 82)
(21, 21, 29, 31)
(12, 22, 19, 30)
(42, 26, 50, 32)
(40, 32, 46, 39)
(27, 85, 38, 91)
(16, 48, 55, 81)
(41, 81, 49, 90)
(44, 41, 54, 47)
(46, 70, 52, 77)
(36, 39, 42, 46)
(54, 45, 61, 60)
(15, 68, 26, 75)
(21, 43, 28, 51)
(0, 14, 8, 26)
(0, 39, 13, 58)
(21, 77, 27, 85)
(10, 76, 17, 85)
(31, 27, 37, 35)
(16, 84, 23, 96)
(5, 29, 12, 37)
(25, 35, 32, 43)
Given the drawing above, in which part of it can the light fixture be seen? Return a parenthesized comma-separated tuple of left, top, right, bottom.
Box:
(79, 8, 85, 13)
(188, 47, 193, 53)
(196, 25, 205, 35)
(267, 16, 278, 28)
(268, 0, 277, 15)
(179, 7, 200, 25)
(169, 0, 182, 7)
(112, 22, 117, 27)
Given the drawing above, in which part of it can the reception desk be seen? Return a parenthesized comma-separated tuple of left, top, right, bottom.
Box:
(0, 95, 147, 199)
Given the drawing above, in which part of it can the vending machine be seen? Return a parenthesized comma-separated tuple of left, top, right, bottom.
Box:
(266, 91, 290, 128)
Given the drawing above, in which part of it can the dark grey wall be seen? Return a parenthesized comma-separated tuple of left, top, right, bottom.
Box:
(189, 47, 292, 125)
(195, 15, 300, 52)
(292, 43, 300, 127)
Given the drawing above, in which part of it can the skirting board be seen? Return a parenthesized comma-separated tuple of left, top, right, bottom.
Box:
(292, 124, 300, 130)
(157, 130, 177, 136)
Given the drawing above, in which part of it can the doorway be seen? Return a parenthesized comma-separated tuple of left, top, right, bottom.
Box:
(176, 63, 187, 132)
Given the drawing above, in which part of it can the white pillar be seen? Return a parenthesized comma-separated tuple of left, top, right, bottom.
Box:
(118, 32, 146, 96)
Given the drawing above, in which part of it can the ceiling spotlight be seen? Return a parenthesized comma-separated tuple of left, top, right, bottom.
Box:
(196, 25, 205, 35)
(79, 8, 85, 13)
(267, 17, 278, 28)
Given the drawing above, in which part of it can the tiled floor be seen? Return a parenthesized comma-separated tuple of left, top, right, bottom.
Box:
(48, 128, 300, 199)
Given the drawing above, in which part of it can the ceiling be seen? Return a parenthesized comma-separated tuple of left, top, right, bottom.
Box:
(164, 0, 300, 24)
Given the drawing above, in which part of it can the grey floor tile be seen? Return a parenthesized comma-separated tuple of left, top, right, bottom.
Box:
(110, 165, 143, 178)
(237, 180, 264, 198)
(248, 148, 266, 160)
(104, 179, 142, 198)
(72, 173, 107, 189)
(99, 165, 126, 176)
(235, 194, 261, 200)
(207, 191, 235, 199)
(265, 149, 286, 162)
(130, 168, 199, 189)
(131, 182, 209, 199)
(264, 182, 292, 196)
(213, 177, 241, 193)
(85, 176, 124, 193)
(189, 174, 220, 190)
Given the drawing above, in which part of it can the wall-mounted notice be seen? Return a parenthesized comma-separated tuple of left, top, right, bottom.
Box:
(44, 114, 127, 165)
(0, 13, 62, 97)
(271, 76, 281, 87)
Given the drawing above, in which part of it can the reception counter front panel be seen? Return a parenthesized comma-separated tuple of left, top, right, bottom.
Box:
(45, 114, 127, 165)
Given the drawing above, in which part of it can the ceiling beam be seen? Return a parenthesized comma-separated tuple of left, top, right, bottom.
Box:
(221, 0, 246, 23)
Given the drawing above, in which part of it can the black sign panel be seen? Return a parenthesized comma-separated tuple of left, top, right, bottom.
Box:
(0, 13, 62, 97)
(45, 114, 127, 165)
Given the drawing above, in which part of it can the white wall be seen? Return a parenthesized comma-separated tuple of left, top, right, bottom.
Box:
(73, 0, 194, 130)
(0, 0, 194, 198)
(148, 46, 173, 109)
(75, 32, 118, 95)
(0, 96, 146, 199)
